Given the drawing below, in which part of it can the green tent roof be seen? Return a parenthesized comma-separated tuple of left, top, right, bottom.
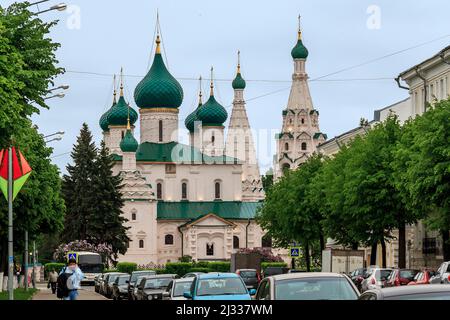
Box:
(157, 201, 261, 220)
(120, 129, 139, 152)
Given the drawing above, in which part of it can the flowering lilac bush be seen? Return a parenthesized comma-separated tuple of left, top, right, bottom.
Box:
(53, 240, 114, 265)
(237, 247, 284, 262)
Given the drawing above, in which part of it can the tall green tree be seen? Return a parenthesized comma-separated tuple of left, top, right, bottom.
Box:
(62, 123, 97, 241)
(394, 99, 450, 260)
(88, 141, 129, 258)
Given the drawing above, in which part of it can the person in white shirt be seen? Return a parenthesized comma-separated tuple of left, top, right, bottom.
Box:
(60, 258, 84, 300)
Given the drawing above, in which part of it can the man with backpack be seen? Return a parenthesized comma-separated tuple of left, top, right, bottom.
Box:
(57, 258, 84, 300)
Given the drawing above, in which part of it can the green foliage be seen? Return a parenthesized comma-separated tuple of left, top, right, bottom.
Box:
(178, 255, 193, 263)
(103, 268, 118, 273)
(206, 261, 231, 272)
(44, 262, 65, 275)
(116, 262, 137, 274)
(261, 262, 287, 271)
(188, 267, 212, 273)
(0, 288, 37, 300)
(164, 261, 231, 276)
(165, 262, 192, 276)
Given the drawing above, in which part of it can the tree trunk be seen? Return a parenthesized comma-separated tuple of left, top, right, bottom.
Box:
(381, 239, 387, 268)
(442, 229, 450, 261)
(370, 241, 377, 265)
(398, 223, 406, 268)
(0, 239, 7, 274)
(304, 242, 311, 272)
(291, 258, 296, 270)
(319, 234, 325, 252)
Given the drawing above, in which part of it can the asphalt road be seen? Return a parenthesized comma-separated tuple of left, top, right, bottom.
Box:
(32, 284, 108, 300)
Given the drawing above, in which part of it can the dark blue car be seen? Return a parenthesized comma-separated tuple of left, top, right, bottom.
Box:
(184, 273, 256, 300)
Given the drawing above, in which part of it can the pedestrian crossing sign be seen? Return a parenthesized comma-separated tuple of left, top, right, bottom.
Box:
(289, 247, 301, 258)
(67, 252, 78, 263)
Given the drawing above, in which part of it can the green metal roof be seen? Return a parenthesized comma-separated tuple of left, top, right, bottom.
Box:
(232, 72, 246, 90)
(120, 129, 139, 152)
(108, 95, 138, 127)
(313, 132, 328, 140)
(291, 39, 309, 59)
(157, 201, 261, 220)
(113, 141, 240, 164)
(197, 95, 228, 126)
(185, 102, 202, 132)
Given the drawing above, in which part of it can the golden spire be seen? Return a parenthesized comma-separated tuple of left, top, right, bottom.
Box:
(198, 76, 203, 105)
(237, 50, 241, 74)
(113, 74, 117, 104)
(126, 103, 131, 130)
(120, 67, 124, 97)
(210, 66, 214, 96)
(155, 34, 161, 54)
(297, 14, 302, 40)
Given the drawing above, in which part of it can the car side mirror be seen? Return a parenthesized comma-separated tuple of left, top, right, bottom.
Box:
(183, 291, 192, 299)
(249, 289, 256, 295)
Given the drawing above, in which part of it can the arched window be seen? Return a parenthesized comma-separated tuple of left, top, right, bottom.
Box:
(262, 235, 272, 248)
(214, 181, 221, 199)
(132, 213, 137, 221)
(285, 143, 289, 151)
(157, 182, 163, 200)
(158, 120, 163, 142)
(139, 240, 144, 248)
(282, 163, 290, 173)
(301, 118, 305, 124)
(165, 234, 174, 245)
(233, 236, 240, 249)
(301, 142, 307, 151)
(181, 182, 188, 200)
(211, 132, 215, 145)
(206, 243, 214, 256)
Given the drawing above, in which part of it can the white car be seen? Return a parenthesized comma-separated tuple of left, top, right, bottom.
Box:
(361, 268, 393, 292)
(163, 277, 194, 300)
(429, 261, 450, 284)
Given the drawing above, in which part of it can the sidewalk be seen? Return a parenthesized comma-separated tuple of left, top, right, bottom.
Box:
(32, 283, 108, 300)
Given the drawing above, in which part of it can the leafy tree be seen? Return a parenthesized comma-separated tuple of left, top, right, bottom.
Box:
(394, 99, 450, 260)
(62, 123, 97, 241)
(261, 168, 274, 192)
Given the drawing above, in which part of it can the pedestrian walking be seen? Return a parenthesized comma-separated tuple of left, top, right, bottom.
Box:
(48, 269, 58, 294)
(57, 258, 84, 300)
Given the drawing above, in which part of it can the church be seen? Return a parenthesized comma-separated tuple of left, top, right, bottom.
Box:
(98, 19, 322, 265)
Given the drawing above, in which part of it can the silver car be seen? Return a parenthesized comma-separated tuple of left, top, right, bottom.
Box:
(359, 284, 450, 300)
(163, 277, 194, 300)
(429, 261, 450, 284)
(360, 268, 393, 292)
(254, 272, 359, 300)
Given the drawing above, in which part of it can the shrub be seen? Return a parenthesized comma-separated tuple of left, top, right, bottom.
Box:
(179, 255, 193, 263)
(155, 268, 168, 274)
(44, 263, 65, 276)
(261, 262, 287, 271)
(103, 268, 118, 273)
(165, 262, 192, 276)
(207, 262, 231, 272)
(116, 262, 137, 274)
(188, 267, 212, 273)
(193, 261, 210, 268)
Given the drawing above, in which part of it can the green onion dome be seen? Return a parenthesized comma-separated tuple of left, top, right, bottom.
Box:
(232, 72, 246, 90)
(120, 129, 139, 152)
(100, 108, 112, 131)
(291, 31, 309, 59)
(197, 89, 227, 126)
(185, 101, 202, 132)
(134, 36, 184, 109)
(107, 94, 138, 127)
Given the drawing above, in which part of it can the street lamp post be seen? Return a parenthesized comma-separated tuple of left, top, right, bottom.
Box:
(24, 231, 29, 291)
(32, 3, 67, 16)
(7, 147, 13, 300)
(44, 93, 65, 100)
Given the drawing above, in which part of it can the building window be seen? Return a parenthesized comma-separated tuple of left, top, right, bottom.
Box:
(284, 143, 289, 151)
(181, 182, 188, 200)
(157, 183, 163, 199)
(282, 163, 290, 173)
(165, 164, 176, 174)
(301, 142, 307, 151)
(139, 240, 144, 248)
(233, 236, 240, 249)
(301, 118, 305, 124)
(262, 235, 272, 248)
(211, 132, 215, 146)
(165, 234, 174, 245)
(422, 237, 436, 255)
(206, 243, 214, 256)
(159, 120, 163, 142)
(214, 181, 221, 199)
(132, 213, 136, 221)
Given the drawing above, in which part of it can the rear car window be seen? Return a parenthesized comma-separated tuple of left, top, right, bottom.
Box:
(240, 271, 257, 277)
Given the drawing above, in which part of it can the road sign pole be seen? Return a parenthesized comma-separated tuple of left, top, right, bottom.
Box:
(7, 147, 14, 300)
(24, 230, 28, 291)
(32, 241, 36, 289)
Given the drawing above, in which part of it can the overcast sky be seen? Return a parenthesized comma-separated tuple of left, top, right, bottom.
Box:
(6, 0, 450, 173)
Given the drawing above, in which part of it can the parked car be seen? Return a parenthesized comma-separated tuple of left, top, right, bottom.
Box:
(183, 272, 205, 278)
(407, 269, 436, 285)
(262, 267, 289, 278)
(254, 272, 359, 300)
(429, 261, 450, 284)
(288, 269, 306, 273)
(112, 274, 131, 300)
(94, 274, 103, 293)
(163, 277, 195, 300)
(135, 274, 178, 300)
(236, 269, 261, 290)
(128, 270, 157, 300)
(359, 284, 450, 300)
(104, 272, 128, 298)
(384, 269, 419, 287)
(349, 268, 367, 292)
(100, 272, 121, 296)
(130, 275, 148, 300)
(360, 268, 393, 292)
(183, 273, 255, 300)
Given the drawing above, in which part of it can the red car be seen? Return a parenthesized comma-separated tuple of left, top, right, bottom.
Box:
(407, 270, 436, 285)
(384, 269, 419, 287)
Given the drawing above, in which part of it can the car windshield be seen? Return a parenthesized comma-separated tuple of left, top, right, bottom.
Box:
(173, 281, 193, 297)
(144, 278, 172, 289)
(376, 270, 392, 280)
(240, 271, 257, 278)
(131, 271, 156, 283)
(196, 278, 248, 296)
(275, 277, 358, 300)
(108, 275, 119, 283)
(117, 276, 129, 285)
(79, 264, 103, 273)
(400, 270, 418, 280)
(386, 292, 450, 300)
